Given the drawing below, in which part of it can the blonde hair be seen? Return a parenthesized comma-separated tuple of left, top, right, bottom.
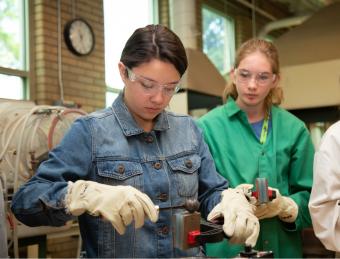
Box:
(223, 38, 283, 111)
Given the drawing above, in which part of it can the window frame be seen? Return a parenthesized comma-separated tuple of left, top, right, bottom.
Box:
(202, 4, 236, 79)
(0, 0, 32, 100)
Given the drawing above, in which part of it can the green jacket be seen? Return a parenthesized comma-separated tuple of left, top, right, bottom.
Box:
(197, 97, 314, 258)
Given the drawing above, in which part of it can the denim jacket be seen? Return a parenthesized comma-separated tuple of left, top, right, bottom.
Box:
(11, 93, 228, 258)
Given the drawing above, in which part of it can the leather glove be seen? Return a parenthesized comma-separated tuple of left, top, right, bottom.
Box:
(235, 183, 257, 205)
(65, 180, 158, 234)
(208, 188, 260, 247)
(254, 187, 298, 223)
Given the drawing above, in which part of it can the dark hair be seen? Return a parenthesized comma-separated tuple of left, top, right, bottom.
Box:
(223, 38, 283, 109)
(120, 24, 188, 76)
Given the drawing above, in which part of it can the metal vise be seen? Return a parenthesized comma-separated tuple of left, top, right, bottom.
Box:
(251, 178, 276, 204)
(170, 198, 274, 258)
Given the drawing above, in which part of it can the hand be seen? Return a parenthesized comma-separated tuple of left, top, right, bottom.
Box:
(65, 180, 158, 234)
(235, 183, 257, 205)
(254, 187, 298, 223)
(208, 188, 259, 247)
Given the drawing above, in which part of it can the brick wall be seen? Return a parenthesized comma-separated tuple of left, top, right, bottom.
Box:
(33, 0, 105, 112)
(30, 1, 105, 254)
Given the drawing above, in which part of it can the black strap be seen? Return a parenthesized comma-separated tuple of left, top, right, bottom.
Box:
(197, 220, 226, 244)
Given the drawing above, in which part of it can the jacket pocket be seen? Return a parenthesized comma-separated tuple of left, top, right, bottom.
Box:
(96, 160, 143, 189)
(167, 154, 200, 198)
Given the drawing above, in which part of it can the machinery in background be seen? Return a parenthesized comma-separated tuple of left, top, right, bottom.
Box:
(0, 99, 86, 257)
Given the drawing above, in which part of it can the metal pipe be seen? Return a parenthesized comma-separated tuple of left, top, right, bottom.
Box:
(237, 0, 277, 21)
(257, 14, 310, 38)
(57, 0, 64, 103)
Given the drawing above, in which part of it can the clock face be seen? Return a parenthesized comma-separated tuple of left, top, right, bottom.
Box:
(64, 18, 95, 56)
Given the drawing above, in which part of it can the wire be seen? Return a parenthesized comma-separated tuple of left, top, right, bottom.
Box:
(57, 0, 64, 104)
(48, 109, 86, 150)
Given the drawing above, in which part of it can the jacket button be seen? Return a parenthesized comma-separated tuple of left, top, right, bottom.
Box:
(154, 162, 162, 170)
(145, 135, 154, 143)
(157, 193, 168, 201)
(158, 226, 169, 235)
(162, 226, 169, 234)
(185, 159, 193, 168)
(117, 164, 125, 174)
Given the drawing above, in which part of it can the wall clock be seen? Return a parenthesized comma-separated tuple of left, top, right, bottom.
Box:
(64, 18, 95, 56)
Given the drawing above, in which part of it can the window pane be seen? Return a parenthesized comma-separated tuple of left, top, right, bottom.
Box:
(202, 7, 235, 77)
(0, 74, 24, 99)
(104, 0, 154, 91)
(106, 92, 119, 107)
(0, 0, 25, 70)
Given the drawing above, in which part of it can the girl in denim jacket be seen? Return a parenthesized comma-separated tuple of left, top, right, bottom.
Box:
(11, 24, 259, 258)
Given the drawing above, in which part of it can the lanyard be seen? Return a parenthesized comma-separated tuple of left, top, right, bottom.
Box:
(259, 116, 269, 144)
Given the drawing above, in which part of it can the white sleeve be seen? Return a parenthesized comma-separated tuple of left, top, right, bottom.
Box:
(309, 121, 340, 252)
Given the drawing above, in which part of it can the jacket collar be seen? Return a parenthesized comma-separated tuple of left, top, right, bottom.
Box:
(111, 92, 170, 136)
(224, 96, 276, 121)
(224, 96, 242, 118)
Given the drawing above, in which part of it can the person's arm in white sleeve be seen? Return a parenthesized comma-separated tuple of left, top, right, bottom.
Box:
(309, 121, 340, 252)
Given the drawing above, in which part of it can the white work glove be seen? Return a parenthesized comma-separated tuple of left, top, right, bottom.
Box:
(208, 188, 260, 247)
(235, 184, 298, 223)
(65, 180, 158, 234)
(235, 184, 257, 205)
(255, 187, 298, 223)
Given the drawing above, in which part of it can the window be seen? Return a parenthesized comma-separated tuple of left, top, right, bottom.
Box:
(104, 0, 157, 107)
(202, 6, 235, 79)
(0, 0, 29, 100)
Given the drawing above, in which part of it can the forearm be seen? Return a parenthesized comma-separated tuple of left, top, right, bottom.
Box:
(309, 149, 340, 252)
(196, 124, 228, 218)
(309, 198, 340, 252)
(199, 188, 223, 219)
(11, 118, 93, 226)
(11, 178, 72, 227)
(198, 158, 227, 218)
